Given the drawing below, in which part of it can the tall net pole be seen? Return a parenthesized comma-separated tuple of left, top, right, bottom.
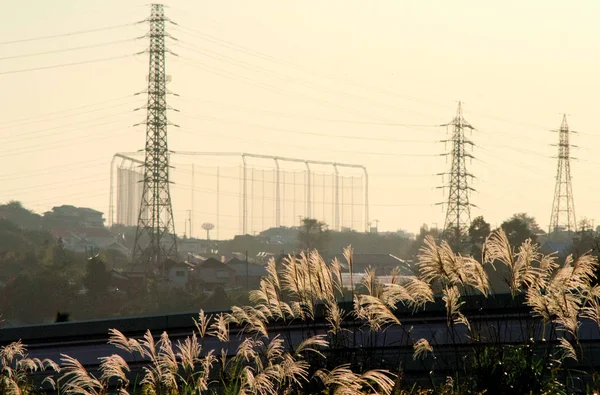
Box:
(132, 4, 178, 270)
(439, 102, 475, 236)
(549, 114, 577, 235)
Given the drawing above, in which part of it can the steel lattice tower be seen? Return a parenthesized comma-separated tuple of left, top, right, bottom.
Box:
(132, 4, 178, 270)
(549, 114, 577, 235)
(439, 102, 475, 235)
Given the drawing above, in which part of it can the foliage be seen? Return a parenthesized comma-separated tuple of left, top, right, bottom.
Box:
(501, 216, 537, 246)
(4, 230, 600, 393)
(297, 218, 331, 252)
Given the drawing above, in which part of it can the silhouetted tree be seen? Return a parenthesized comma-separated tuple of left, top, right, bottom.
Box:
(297, 218, 331, 252)
(83, 255, 111, 296)
(501, 217, 536, 247)
(469, 216, 491, 259)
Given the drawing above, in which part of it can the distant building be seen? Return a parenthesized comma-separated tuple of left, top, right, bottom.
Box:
(44, 205, 105, 228)
(166, 260, 194, 289)
(190, 257, 236, 289)
(226, 257, 268, 290)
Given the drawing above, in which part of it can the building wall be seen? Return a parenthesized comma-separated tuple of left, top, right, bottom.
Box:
(168, 267, 189, 288)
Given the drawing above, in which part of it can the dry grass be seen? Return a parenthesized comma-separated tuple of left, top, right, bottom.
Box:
(3, 232, 600, 394)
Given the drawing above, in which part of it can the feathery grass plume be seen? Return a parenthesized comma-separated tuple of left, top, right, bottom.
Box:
(227, 306, 269, 338)
(362, 267, 383, 297)
(281, 353, 309, 387)
(60, 354, 103, 395)
(98, 354, 130, 389)
(442, 285, 469, 329)
(108, 328, 144, 357)
(281, 254, 303, 299)
(1, 341, 58, 395)
(413, 338, 433, 360)
(582, 285, 600, 327)
(561, 254, 598, 290)
(237, 338, 262, 365)
(310, 249, 336, 302)
(358, 369, 396, 395)
(196, 350, 216, 391)
(418, 236, 468, 286)
(463, 256, 490, 296)
(316, 364, 396, 395)
(331, 256, 345, 296)
(209, 313, 230, 343)
(484, 229, 540, 296)
(266, 336, 285, 362)
(382, 282, 414, 308)
(558, 337, 578, 361)
(194, 309, 211, 339)
(403, 277, 434, 308)
(344, 245, 355, 295)
(294, 334, 328, 358)
(176, 332, 201, 372)
(326, 299, 345, 335)
(354, 294, 400, 330)
(526, 286, 553, 323)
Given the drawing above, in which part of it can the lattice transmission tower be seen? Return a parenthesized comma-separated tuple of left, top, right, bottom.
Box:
(549, 114, 577, 235)
(438, 102, 476, 236)
(132, 3, 178, 270)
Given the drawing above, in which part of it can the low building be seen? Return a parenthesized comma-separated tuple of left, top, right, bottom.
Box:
(166, 260, 195, 289)
(191, 258, 236, 290)
(44, 205, 105, 228)
(227, 257, 268, 290)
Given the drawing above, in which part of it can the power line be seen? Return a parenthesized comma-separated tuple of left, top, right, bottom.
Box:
(0, 38, 137, 61)
(175, 96, 439, 128)
(0, 95, 134, 126)
(0, 22, 139, 45)
(0, 54, 133, 75)
(176, 112, 436, 144)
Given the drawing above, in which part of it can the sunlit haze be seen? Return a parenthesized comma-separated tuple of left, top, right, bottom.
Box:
(2, 0, 599, 237)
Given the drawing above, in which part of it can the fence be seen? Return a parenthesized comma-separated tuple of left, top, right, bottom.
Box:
(109, 152, 368, 239)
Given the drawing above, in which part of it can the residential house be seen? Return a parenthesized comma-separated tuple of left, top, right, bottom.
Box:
(44, 205, 105, 228)
(166, 260, 194, 289)
(190, 258, 236, 290)
(226, 257, 267, 290)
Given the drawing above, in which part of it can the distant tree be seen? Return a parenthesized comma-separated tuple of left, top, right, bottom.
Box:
(297, 218, 331, 252)
(509, 213, 544, 235)
(409, 224, 441, 258)
(83, 255, 111, 296)
(0, 201, 42, 230)
(501, 217, 537, 247)
(469, 216, 491, 259)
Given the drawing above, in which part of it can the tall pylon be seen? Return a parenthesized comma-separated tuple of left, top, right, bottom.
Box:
(549, 114, 577, 235)
(438, 102, 476, 236)
(132, 3, 178, 271)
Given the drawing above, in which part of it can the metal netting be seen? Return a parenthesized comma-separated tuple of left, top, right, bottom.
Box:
(111, 153, 367, 239)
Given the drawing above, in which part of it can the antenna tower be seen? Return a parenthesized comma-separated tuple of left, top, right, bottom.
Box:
(438, 102, 476, 236)
(549, 114, 577, 235)
(132, 3, 178, 270)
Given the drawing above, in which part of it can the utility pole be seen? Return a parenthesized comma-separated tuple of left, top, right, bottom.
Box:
(132, 3, 178, 273)
(549, 114, 577, 236)
(437, 102, 476, 237)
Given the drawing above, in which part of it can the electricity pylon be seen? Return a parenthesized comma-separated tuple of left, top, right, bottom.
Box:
(549, 114, 577, 235)
(438, 102, 476, 236)
(132, 3, 178, 271)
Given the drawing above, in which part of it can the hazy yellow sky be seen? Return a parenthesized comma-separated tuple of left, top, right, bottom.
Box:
(1, 1, 599, 237)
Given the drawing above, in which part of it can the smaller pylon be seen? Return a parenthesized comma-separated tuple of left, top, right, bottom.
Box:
(549, 114, 577, 236)
(437, 102, 476, 237)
